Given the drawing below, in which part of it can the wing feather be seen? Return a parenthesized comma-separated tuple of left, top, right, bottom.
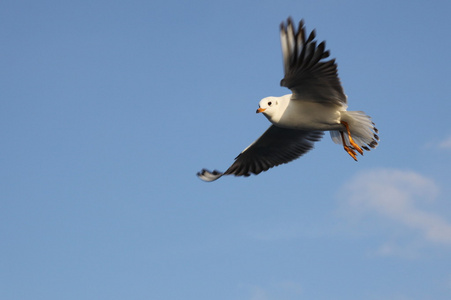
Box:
(197, 126, 323, 181)
(280, 18, 347, 105)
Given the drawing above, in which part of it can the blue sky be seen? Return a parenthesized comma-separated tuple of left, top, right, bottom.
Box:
(2, 0, 451, 299)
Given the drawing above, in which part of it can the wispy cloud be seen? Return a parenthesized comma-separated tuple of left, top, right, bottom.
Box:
(439, 135, 451, 149)
(338, 169, 451, 254)
(247, 281, 303, 300)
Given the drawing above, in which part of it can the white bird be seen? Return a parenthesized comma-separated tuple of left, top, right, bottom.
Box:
(197, 18, 379, 182)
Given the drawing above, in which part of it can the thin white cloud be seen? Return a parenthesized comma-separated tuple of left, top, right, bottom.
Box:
(439, 135, 451, 149)
(247, 281, 303, 300)
(249, 286, 269, 300)
(338, 169, 451, 249)
(373, 240, 423, 259)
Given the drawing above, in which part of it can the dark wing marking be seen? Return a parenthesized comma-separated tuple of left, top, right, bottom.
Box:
(197, 125, 323, 182)
(280, 18, 347, 105)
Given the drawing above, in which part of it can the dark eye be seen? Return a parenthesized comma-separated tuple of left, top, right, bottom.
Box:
(268, 101, 272, 106)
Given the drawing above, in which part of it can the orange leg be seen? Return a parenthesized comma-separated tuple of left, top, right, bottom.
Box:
(341, 131, 357, 161)
(341, 121, 364, 155)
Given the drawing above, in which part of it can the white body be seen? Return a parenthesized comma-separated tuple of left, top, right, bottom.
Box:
(260, 94, 344, 131)
(258, 94, 377, 149)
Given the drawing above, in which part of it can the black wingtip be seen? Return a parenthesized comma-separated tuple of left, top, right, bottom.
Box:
(298, 19, 305, 28)
(197, 169, 224, 182)
(306, 29, 316, 43)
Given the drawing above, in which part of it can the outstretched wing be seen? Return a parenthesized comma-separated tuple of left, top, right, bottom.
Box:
(197, 126, 323, 182)
(280, 18, 347, 105)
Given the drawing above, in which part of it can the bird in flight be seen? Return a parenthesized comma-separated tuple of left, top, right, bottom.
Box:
(197, 18, 379, 182)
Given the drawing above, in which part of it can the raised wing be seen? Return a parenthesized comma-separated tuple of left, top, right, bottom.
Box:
(280, 18, 347, 105)
(197, 125, 323, 182)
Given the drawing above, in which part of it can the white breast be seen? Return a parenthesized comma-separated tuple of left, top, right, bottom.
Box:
(270, 99, 344, 131)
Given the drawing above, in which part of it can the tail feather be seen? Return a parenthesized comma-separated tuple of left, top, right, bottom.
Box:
(331, 111, 379, 152)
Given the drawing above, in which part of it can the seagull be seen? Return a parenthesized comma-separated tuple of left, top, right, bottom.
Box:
(197, 18, 379, 182)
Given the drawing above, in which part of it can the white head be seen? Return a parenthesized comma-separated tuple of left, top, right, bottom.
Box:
(256, 96, 280, 116)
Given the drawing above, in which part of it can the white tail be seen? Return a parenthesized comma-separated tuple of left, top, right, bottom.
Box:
(330, 111, 379, 151)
